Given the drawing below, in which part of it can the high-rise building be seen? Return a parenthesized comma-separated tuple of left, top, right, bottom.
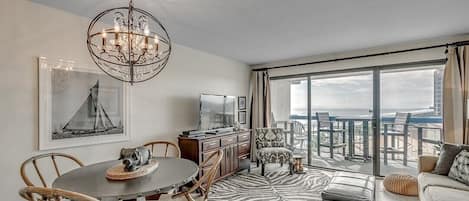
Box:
(433, 69, 444, 115)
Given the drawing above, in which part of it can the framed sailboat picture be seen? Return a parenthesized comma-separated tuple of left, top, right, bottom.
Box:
(38, 57, 130, 150)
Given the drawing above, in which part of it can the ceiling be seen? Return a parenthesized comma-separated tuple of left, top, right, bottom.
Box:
(31, 0, 469, 65)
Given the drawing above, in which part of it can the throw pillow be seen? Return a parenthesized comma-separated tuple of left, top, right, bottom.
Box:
(432, 143, 462, 175)
(448, 150, 469, 185)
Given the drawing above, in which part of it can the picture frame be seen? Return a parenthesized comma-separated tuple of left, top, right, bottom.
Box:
(38, 57, 131, 150)
(238, 96, 246, 110)
(238, 111, 246, 124)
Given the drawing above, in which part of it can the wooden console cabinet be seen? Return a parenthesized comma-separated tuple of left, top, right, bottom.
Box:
(178, 130, 251, 180)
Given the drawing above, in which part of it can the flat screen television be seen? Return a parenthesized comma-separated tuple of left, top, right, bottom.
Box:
(199, 94, 236, 131)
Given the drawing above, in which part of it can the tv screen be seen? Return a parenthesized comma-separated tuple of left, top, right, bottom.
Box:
(199, 94, 235, 131)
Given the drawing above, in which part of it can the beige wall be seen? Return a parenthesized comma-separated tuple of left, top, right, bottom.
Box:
(0, 1, 250, 200)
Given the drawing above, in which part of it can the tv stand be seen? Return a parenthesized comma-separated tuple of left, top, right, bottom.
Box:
(178, 129, 252, 181)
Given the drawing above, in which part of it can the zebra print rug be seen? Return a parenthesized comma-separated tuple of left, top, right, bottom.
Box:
(209, 169, 333, 201)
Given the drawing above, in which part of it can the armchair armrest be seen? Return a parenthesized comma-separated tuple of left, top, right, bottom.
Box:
(418, 155, 438, 173)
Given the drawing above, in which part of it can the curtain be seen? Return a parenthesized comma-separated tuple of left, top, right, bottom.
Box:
(249, 71, 272, 160)
(443, 46, 469, 144)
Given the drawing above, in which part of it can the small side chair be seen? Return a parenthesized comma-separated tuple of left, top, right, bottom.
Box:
(20, 153, 84, 187)
(255, 128, 293, 176)
(19, 186, 98, 201)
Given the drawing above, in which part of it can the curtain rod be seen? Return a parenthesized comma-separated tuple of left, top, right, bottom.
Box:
(253, 40, 469, 71)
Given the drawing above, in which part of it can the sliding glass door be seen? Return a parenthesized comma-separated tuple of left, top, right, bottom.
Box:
(269, 62, 444, 176)
(309, 72, 374, 175)
(378, 66, 444, 176)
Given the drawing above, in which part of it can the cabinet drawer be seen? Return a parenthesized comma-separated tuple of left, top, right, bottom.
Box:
(202, 139, 220, 151)
(202, 150, 218, 166)
(238, 141, 250, 155)
(221, 136, 237, 146)
(238, 132, 250, 142)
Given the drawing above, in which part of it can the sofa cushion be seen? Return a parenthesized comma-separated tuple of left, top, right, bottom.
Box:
(433, 143, 462, 175)
(449, 150, 469, 185)
(420, 186, 469, 201)
(418, 172, 469, 193)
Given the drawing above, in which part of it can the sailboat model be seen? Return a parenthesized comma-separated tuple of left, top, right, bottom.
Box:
(61, 81, 119, 135)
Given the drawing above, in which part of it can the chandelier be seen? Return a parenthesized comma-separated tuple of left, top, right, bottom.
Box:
(87, 0, 171, 84)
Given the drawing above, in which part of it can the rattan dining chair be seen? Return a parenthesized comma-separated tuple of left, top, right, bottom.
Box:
(172, 149, 223, 201)
(143, 140, 182, 200)
(144, 140, 181, 158)
(20, 153, 84, 187)
(19, 186, 98, 201)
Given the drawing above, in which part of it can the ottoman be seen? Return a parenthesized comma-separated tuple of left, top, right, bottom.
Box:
(322, 171, 375, 201)
(383, 174, 418, 196)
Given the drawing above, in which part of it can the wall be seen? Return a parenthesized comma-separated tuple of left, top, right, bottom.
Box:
(253, 34, 469, 77)
(0, 0, 250, 200)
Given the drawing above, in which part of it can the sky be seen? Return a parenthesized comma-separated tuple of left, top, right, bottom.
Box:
(274, 67, 443, 115)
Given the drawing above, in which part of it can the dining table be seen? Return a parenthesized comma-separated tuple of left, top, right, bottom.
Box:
(53, 157, 199, 201)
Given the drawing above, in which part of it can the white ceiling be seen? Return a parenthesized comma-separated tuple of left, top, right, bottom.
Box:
(32, 0, 469, 65)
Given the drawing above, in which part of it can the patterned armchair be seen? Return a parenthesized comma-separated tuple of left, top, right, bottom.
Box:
(255, 128, 293, 176)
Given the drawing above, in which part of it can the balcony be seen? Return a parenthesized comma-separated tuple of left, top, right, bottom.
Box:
(273, 114, 442, 176)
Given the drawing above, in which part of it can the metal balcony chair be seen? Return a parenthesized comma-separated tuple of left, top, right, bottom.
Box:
(316, 112, 346, 158)
(291, 121, 307, 154)
(381, 112, 411, 166)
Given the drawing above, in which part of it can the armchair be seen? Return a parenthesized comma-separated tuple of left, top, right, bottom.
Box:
(255, 128, 293, 176)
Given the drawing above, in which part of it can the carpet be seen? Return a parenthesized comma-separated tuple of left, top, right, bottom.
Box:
(209, 169, 333, 201)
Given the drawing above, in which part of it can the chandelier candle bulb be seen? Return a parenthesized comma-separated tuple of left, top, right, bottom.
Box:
(101, 29, 107, 49)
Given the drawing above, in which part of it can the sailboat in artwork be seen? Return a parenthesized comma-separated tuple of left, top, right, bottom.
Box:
(55, 81, 122, 137)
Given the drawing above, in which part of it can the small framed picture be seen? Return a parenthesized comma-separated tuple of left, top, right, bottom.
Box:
(238, 96, 246, 110)
(238, 111, 246, 124)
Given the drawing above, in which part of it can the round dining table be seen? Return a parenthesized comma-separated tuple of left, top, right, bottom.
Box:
(53, 157, 199, 201)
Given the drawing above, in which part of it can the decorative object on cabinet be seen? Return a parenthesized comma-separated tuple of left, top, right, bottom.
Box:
(87, 0, 171, 84)
(38, 57, 130, 150)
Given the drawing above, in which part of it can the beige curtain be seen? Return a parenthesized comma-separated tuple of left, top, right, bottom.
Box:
(249, 71, 271, 160)
(443, 46, 469, 144)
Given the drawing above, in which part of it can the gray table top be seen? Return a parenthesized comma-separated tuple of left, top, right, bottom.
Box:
(53, 157, 199, 200)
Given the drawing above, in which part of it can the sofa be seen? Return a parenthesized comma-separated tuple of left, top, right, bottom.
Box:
(417, 155, 469, 201)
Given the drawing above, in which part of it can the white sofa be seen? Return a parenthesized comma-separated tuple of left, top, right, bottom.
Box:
(418, 155, 469, 201)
